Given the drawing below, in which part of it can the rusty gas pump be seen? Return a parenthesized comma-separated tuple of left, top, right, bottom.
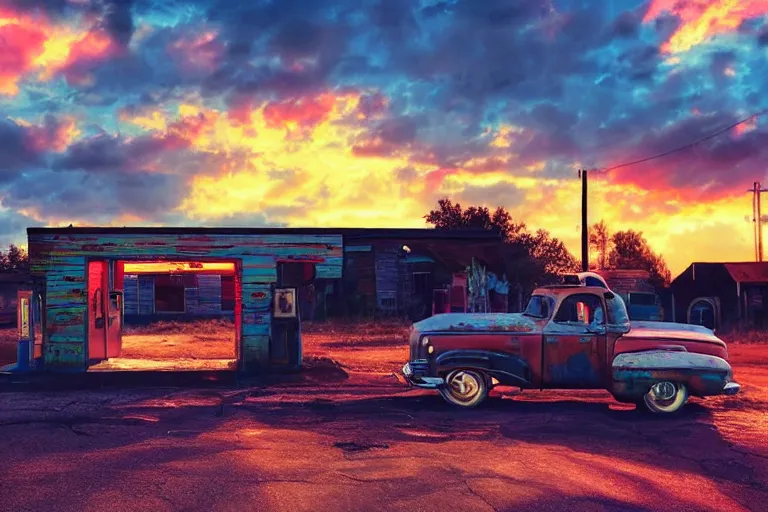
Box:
(14, 290, 35, 371)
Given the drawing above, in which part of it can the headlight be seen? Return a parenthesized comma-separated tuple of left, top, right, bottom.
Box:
(421, 336, 430, 346)
(428, 345, 434, 354)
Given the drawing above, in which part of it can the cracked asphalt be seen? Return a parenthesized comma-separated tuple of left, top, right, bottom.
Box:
(1, 343, 767, 512)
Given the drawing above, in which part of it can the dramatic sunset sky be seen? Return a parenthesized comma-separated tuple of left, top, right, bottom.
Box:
(1, 0, 767, 276)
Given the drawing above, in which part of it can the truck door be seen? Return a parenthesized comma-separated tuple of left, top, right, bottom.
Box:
(542, 292, 607, 388)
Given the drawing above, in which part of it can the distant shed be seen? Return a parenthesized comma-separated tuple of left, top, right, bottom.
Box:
(669, 262, 768, 330)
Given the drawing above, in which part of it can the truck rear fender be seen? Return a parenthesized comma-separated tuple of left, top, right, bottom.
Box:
(611, 349, 733, 398)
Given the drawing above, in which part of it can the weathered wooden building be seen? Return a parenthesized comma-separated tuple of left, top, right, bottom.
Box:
(325, 230, 507, 321)
(108, 230, 505, 325)
(26, 227, 343, 373)
(23, 227, 504, 374)
(669, 262, 768, 330)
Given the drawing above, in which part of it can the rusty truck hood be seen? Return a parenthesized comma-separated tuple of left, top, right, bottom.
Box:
(413, 313, 541, 333)
(625, 321, 725, 347)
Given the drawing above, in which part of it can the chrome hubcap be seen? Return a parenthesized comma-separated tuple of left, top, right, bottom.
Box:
(448, 371, 480, 400)
(650, 381, 677, 401)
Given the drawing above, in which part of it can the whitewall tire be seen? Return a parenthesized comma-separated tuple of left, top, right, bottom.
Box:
(438, 369, 489, 408)
(643, 381, 688, 414)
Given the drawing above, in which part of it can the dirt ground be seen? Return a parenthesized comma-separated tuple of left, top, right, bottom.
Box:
(1, 322, 767, 511)
(120, 319, 237, 360)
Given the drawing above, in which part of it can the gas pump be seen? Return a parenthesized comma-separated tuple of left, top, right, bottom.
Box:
(271, 287, 300, 367)
(14, 290, 35, 372)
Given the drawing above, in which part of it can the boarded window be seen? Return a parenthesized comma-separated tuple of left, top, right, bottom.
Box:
(278, 262, 316, 287)
(412, 272, 431, 295)
(221, 274, 235, 311)
(154, 274, 185, 313)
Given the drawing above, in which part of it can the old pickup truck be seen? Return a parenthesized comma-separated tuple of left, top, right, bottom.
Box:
(402, 284, 740, 413)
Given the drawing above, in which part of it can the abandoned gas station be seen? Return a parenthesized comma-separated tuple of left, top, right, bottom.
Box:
(8, 226, 503, 374)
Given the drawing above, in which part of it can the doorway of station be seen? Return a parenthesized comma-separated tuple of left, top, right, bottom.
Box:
(87, 259, 240, 372)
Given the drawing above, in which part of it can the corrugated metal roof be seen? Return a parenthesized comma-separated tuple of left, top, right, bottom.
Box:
(724, 262, 768, 283)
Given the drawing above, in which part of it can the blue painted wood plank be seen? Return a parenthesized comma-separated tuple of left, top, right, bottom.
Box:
(242, 323, 270, 336)
(138, 275, 154, 315)
(44, 342, 85, 369)
(123, 275, 139, 315)
(49, 334, 85, 343)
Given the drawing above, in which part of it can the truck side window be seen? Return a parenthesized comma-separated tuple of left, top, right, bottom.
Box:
(554, 294, 605, 326)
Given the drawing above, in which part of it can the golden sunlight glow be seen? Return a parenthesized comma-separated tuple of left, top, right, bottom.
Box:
(108, 85, 763, 277)
(122, 262, 235, 274)
(644, 0, 768, 53)
(33, 28, 82, 79)
(159, 92, 435, 227)
(491, 125, 524, 148)
(120, 109, 168, 131)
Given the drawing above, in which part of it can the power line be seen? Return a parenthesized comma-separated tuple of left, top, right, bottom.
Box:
(597, 109, 768, 173)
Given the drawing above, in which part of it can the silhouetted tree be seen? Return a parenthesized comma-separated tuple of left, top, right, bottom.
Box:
(0, 244, 29, 272)
(517, 229, 579, 278)
(424, 199, 525, 241)
(589, 220, 610, 270)
(424, 199, 578, 294)
(607, 230, 671, 287)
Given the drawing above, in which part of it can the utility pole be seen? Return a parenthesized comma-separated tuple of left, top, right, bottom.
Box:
(579, 169, 589, 271)
(747, 182, 768, 262)
(755, 181, 763, 261)
(752, 182, 758, 262)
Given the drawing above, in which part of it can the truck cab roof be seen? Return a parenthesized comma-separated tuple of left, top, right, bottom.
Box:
(533, 285, 614, 297)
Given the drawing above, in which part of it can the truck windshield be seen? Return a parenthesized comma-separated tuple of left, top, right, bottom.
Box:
(524, 295, 555, 319)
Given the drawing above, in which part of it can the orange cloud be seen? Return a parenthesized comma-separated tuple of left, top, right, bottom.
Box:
(0, 10, 48, 95)
(262, 94, 337, 131)
(644, 0, 768, 53)
(0, 7, 118, 94)
(23, 116, 80, 153)
(58, 28, 119, 86)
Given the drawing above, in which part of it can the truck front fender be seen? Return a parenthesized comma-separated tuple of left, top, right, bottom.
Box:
(435, 350, 531, 388)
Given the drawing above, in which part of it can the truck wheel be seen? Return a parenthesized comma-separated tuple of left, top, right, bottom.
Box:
(439, 369, 489, 408)
(643, 381, 688, 414)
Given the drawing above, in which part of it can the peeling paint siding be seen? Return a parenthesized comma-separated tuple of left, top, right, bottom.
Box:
(29, 234, 343, 271)
(241, 254, 274, 366)
(44, 256, 87, 369)
(196, 274, 222, 314)
(29, 233, 342, 371)
(123, 275, 139, 315)
(137, 275, 154, 315)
